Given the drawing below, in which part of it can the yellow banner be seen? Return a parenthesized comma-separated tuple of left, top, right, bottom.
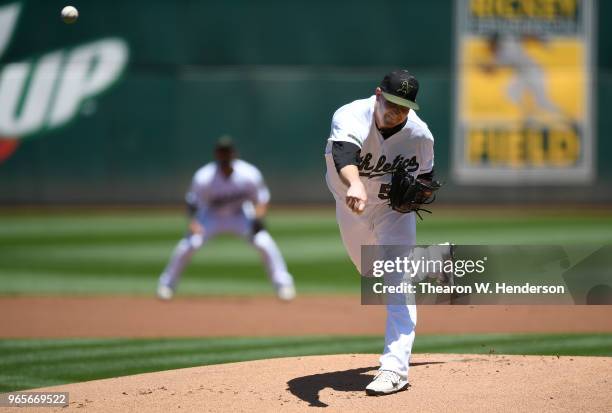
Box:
(453, 0, 593, 183)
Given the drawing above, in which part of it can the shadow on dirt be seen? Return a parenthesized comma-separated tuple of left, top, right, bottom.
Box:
(287, 361, 444, 407)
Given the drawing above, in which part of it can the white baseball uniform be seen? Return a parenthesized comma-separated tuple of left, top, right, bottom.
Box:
(324, 95, 434, 378)
(159, 159, 294, 293)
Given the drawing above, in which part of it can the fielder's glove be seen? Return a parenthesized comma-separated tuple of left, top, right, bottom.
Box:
(388, 167, 442, 219)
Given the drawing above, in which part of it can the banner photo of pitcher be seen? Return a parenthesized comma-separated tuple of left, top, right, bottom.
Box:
(453, 0, 595, 184)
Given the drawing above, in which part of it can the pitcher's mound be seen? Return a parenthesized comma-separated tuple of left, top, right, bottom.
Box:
(32, 353, 610, 412)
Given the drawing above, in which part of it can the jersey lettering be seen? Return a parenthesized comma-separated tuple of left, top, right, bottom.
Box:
(358, 152, 419, 178)
(378, 183, 392, 200)
(209, 191, 250, 207)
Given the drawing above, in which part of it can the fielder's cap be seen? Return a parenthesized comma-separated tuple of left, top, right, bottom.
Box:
(215, 135, 235, 151)
(380, 69, 420, 110)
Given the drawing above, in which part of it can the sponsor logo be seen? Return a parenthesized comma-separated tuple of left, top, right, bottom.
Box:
(0, 2, 129, 163)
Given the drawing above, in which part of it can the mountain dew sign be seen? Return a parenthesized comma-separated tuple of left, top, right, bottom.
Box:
(0, 2, 129, 163)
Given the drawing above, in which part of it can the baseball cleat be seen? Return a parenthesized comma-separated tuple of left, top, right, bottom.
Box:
(365, 370, 408, 396)
(276, 284, 296, 301)
(157, 285, 174, 301)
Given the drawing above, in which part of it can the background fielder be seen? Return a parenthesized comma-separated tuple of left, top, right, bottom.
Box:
(325, 69, 449, 396)
(158, 137, 296, 301)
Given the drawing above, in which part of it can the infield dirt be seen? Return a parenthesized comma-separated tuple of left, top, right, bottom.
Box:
(1, 296, 612, 337)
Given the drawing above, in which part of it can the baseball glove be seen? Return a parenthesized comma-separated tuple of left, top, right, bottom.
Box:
(388, 167, 442, 219)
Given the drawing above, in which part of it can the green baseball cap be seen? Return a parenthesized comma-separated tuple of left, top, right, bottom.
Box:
(380, 69, 420, 110)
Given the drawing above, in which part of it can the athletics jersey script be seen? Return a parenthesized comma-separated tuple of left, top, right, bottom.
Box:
(357, 153, 419, 178)
(325, 95, 434, 205)
(186, 159, 270, 216)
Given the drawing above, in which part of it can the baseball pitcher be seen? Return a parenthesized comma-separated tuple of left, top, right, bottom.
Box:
(324, 70, 451, 395)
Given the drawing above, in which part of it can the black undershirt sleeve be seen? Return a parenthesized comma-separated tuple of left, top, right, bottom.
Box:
(331, 141, 360, 173)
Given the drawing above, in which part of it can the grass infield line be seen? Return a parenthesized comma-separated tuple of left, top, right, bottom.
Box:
(0, 333, 611, 392)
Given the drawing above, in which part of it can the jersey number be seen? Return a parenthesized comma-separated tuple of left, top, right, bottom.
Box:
(378, 184, 391, 200)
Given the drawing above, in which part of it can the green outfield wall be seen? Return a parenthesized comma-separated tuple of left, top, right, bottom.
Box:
(0, 0, 610, 203)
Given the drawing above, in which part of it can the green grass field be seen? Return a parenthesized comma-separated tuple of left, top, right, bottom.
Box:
(1, 333, 611, 392)
(1, 208, 611, 296)
(1, 208, 611, 392)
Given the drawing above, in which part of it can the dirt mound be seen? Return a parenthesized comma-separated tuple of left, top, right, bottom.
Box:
(19, 353, 611, 412)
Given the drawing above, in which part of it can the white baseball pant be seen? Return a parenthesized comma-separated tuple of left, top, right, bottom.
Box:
(334, 200, 417, 379)
(159, 211, 294, 290)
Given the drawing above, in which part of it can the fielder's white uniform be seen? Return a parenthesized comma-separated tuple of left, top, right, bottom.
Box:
(159, 159, 294, 292)
(325, 95, 434, 379)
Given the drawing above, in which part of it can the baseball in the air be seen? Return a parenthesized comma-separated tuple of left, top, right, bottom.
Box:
(61, 6, 79, 24)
